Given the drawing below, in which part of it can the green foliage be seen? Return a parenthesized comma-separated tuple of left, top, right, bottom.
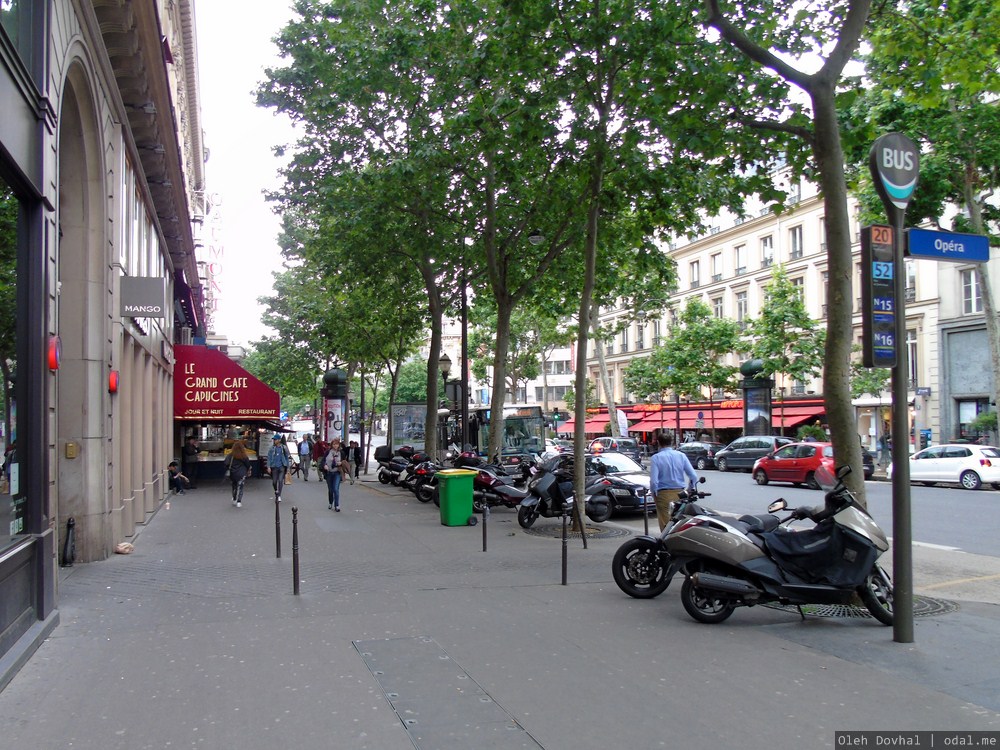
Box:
(749, 265, 825, 388)
(241, 338, 321, 404)
(969, 411, 997, 433)
(797, 423, 828, 442)
(625, 298, 742, 403)
(563, 380, 599, 411)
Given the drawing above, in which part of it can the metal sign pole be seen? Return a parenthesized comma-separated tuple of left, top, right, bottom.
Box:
(870, 133, 919, 643)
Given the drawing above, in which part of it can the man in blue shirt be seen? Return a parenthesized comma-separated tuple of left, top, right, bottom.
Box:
(648, 431, 699, 531)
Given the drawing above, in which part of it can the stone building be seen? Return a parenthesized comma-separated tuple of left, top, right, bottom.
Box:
(0, 0, 206, 688)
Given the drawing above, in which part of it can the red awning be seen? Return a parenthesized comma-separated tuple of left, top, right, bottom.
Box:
(773, 405, 825, 428)
(174, 344, 280, 421)
(556, 415, 610, 435)
(629, 410, 744, 432)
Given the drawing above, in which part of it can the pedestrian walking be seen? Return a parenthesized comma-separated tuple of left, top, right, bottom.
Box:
(324, 437, 344, 511)
(181, 435, 200, 489)
(167, 461, 188, 495)
(340, 440, 355, 485)
(648, 431, 699, 532)
(298, 434, 313, 481)
(225, 440, 253, 508)
(312, 435, 329, 481)
(267, 434, 291, 502)
(348, 439, 362, 480)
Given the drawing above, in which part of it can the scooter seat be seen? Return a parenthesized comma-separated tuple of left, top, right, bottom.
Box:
(738, 514, 781, 534)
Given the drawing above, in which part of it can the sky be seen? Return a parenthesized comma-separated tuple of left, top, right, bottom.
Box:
(193, 1, 298, 348)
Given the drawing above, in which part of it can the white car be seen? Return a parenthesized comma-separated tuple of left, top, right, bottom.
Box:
(886, 444, 1000, 490)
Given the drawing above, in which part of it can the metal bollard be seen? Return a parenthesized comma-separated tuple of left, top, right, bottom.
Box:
(61, 517, 76, 568)
(642, 489, 649, 536)
(275, 496, 281, 559)
(292, 506, 300, 596)
(561, 513, 568, 585)
(482, 503, 489, 552)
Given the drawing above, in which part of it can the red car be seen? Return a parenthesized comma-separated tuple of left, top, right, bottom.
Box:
(752, 441, 836, 489)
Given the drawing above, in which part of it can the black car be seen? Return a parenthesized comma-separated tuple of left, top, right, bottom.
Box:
(677, 441, 726, 470)
(538, 452, 653, 516)
(861, 447, 875, 480)
(715, 435, 795, 472)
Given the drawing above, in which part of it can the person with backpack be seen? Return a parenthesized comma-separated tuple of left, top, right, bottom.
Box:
(267, 434, 291, 502)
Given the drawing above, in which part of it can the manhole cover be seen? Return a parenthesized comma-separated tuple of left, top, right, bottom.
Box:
(522, 523, 632, 540)
(763, 595, 958, 619)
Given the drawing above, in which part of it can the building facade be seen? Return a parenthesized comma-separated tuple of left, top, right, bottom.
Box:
(0, 0, 205, 688)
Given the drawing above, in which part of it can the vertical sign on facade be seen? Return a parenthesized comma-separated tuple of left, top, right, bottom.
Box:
(861, 225, 897, 368)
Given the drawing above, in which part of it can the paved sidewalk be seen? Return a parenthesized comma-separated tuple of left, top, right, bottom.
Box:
(0, 473, 996, 750)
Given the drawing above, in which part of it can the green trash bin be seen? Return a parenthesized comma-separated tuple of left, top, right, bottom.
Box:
(437, 469, 477, 526)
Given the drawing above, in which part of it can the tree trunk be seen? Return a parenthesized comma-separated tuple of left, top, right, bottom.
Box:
(487, 297, 515, 462)
(811, 83, 866, 503)
(591, 302, 621, 438)
(422, 264, 445, 459)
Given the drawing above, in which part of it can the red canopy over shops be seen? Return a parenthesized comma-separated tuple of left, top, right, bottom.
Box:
(174, 344, 280, 422)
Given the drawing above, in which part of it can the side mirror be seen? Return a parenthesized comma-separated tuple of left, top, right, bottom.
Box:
(767, 499, 787, 513)
(835, 465, 851, 479)
(698, 476, 706, 484)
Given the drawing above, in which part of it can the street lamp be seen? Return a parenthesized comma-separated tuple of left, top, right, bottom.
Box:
(439, 352, 452, 393)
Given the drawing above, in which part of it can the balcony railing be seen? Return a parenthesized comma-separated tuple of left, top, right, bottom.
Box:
(711, 273, 722, 282)
(735, 266, 747, 276)
(761, 257, 773, 268)
(905, 287, 916, 302)
(690, 279, 700, 289)
(789, 249, 803, 259)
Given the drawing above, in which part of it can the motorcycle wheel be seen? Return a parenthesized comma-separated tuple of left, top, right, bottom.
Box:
(680, 573, 737, 624)
(415, 482, 434, 503)
(859, 566, 894, 626)
(517, 505, 539, 529)
(586, 497, 613, 524)
(612, 539, 670, 599)
(378, 470, 391, 485)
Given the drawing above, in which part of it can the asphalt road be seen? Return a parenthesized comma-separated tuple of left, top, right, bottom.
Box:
(631, 469, 997, 556)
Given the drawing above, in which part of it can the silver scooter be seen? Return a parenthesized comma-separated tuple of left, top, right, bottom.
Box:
(614, 465, 894, 625)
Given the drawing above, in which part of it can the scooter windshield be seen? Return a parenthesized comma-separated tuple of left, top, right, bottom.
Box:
(815, 464, 837, 492)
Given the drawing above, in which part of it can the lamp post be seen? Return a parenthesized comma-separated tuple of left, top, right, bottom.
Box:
(439, 352, 452, 456)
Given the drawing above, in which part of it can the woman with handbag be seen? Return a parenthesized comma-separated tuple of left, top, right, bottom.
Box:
(225, 440, 253, 508)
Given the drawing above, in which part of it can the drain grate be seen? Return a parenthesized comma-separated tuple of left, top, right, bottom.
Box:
(762, 595, 958, 619)
(521, 523, 632, 540)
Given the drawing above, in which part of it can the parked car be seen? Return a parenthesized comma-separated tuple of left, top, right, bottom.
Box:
(861, 446, 875, 480)
(752, 442, 836, 489)
(538, 451, 653, 516)
(714, 435, 794, 472)
(677, 441, 726, 470)
(887, 444, 1000, 490)
(588, 436, 643, 464)
(541, 438, 573, 459)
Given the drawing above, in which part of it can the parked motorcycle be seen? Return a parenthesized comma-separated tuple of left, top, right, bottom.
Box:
(472, 464, 529, 512)
(376, 446, 414, 485)
(397, 451, 431, 492)
(613, 465, 894, 626)
(517, 466, 611, 529)
(412, 459, 444, 503)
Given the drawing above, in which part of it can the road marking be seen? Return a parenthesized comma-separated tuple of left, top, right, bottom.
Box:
(921, 572, 1000, 590)
(887, 537, 961, 552)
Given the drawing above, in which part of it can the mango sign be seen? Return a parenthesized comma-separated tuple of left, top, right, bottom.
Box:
(174, 345, 279, 421)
